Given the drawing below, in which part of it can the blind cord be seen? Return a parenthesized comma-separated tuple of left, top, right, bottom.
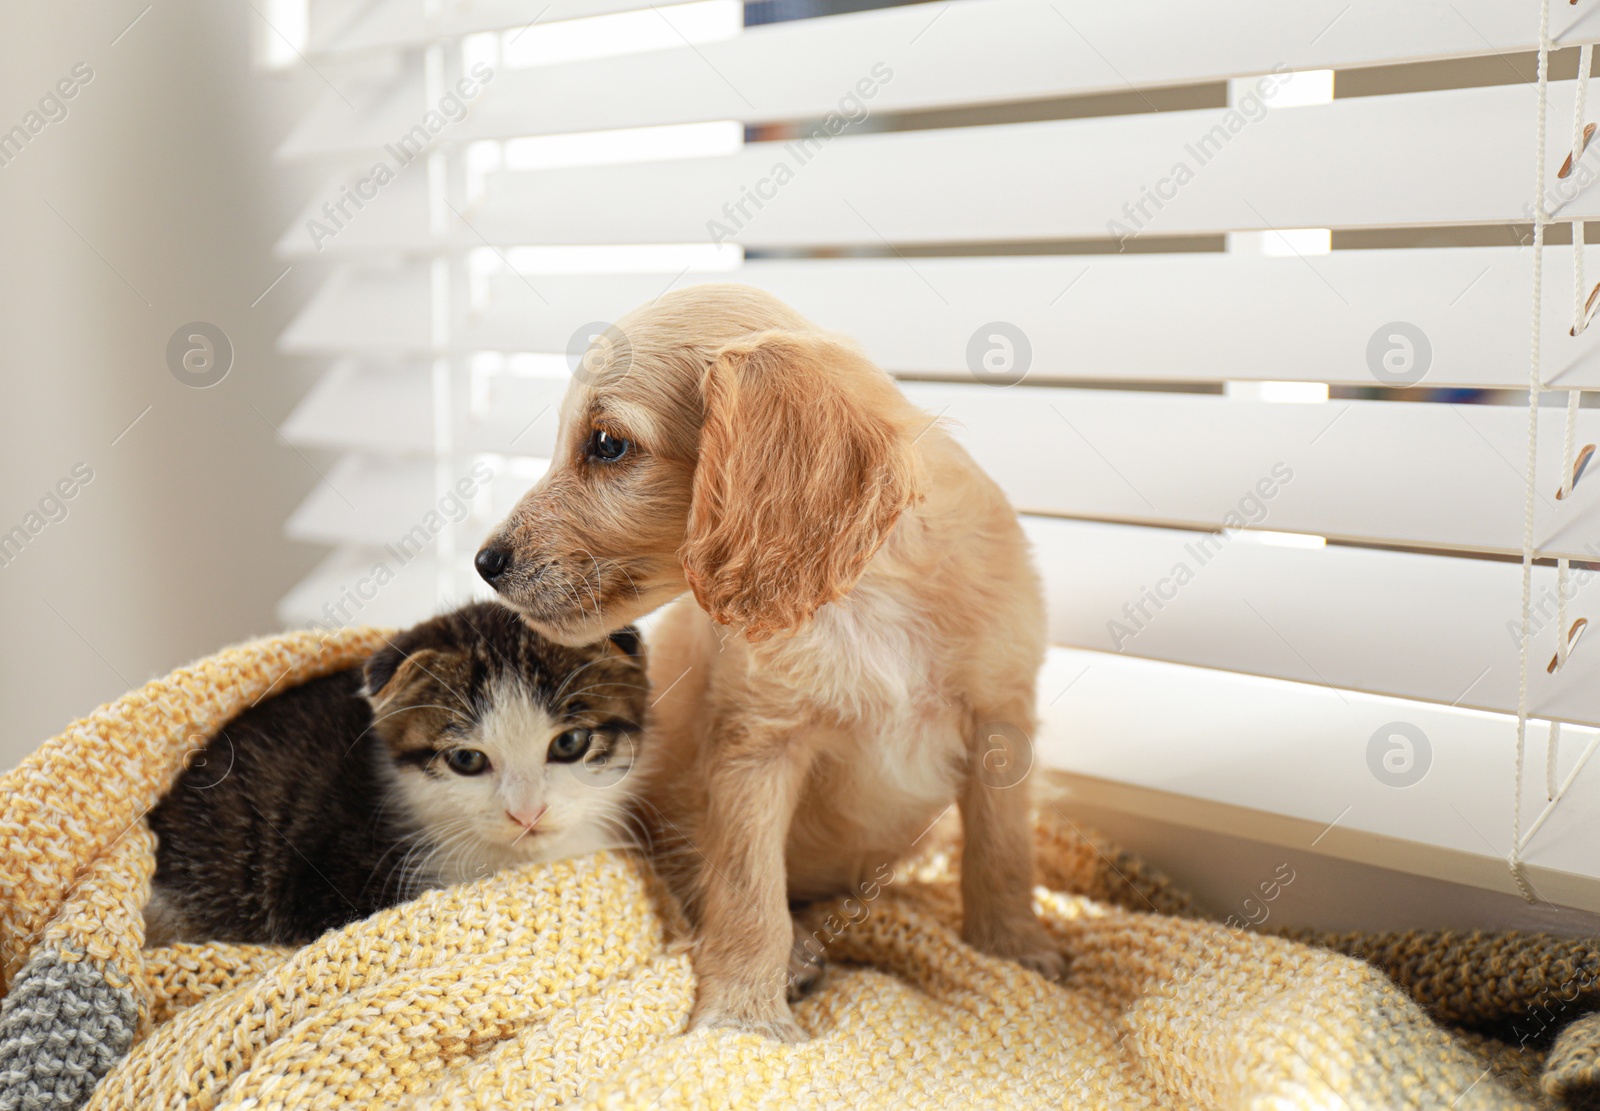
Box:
(1512, 0, 1553, 905)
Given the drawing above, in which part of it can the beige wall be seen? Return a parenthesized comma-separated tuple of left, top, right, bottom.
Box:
(0, 2, 328, 766)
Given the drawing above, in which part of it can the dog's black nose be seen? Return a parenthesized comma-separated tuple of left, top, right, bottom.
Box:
(474, 545, 513, 584)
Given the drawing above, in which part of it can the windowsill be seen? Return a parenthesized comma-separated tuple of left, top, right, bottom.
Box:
(1035, 646, 1600, 914)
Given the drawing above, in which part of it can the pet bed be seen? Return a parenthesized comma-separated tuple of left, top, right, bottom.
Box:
(2, 628, 1599, 1109)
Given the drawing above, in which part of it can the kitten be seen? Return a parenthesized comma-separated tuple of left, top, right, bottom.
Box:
(144, 602, 648, 946)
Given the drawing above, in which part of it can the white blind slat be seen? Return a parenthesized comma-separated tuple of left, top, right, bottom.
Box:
(307, 0, 655, 55)
(285, 372, 1600, 562)
(282, 250, 1600, 390)
(285, 453, 546, 547)
(278, 82, 1584, 257)
(281, 359, 566, 455)
(289, 0, 1574, 158)
(1029, 516, 1600, 727)
(908, 383, 1600, 562)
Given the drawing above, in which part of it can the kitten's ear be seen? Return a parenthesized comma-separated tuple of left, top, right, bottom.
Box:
(362, 644, 407, 699)
(361, 646, 447, 712)
(607, 626, 643, 659)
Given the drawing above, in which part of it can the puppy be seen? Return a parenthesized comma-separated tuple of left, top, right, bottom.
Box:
(475, 284, 1062, 1040)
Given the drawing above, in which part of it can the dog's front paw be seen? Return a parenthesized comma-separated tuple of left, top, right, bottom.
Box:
(691, 1004, 807, 1044)
(786, 945, 826, 1001)
(1012, 945, 1068, 982)
(787, 912, 828, 1001)
(966, 919, 1069, 983)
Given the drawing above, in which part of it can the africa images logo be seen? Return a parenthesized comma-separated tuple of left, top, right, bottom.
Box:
(0, 62, 94, 169)
(706, 63, 894, 244)
(305, 63, 495, 250)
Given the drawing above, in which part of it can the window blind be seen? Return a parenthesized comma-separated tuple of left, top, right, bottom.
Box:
(273, 0, 1600, 914)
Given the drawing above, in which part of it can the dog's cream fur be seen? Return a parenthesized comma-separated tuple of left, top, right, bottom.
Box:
(479, 285, 1062, 1040)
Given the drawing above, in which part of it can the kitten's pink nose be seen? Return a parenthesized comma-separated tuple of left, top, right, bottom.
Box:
(506, 806, 546, 830)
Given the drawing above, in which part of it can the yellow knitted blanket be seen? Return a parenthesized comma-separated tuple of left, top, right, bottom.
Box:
(2, 628, 1599, 1110)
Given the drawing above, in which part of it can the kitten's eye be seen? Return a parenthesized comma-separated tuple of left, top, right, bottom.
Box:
(586, 429, 630, 463)
(548, 728, 591, 763)
(444, 748, 489, 776)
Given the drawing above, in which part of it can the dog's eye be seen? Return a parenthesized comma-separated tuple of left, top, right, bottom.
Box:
(548, 728, 591, 763)
(587, 429, 630, 463)
(444, 748, 489, 776)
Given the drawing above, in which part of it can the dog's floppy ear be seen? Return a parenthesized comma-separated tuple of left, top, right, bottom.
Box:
(681, 330, 922, 641)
